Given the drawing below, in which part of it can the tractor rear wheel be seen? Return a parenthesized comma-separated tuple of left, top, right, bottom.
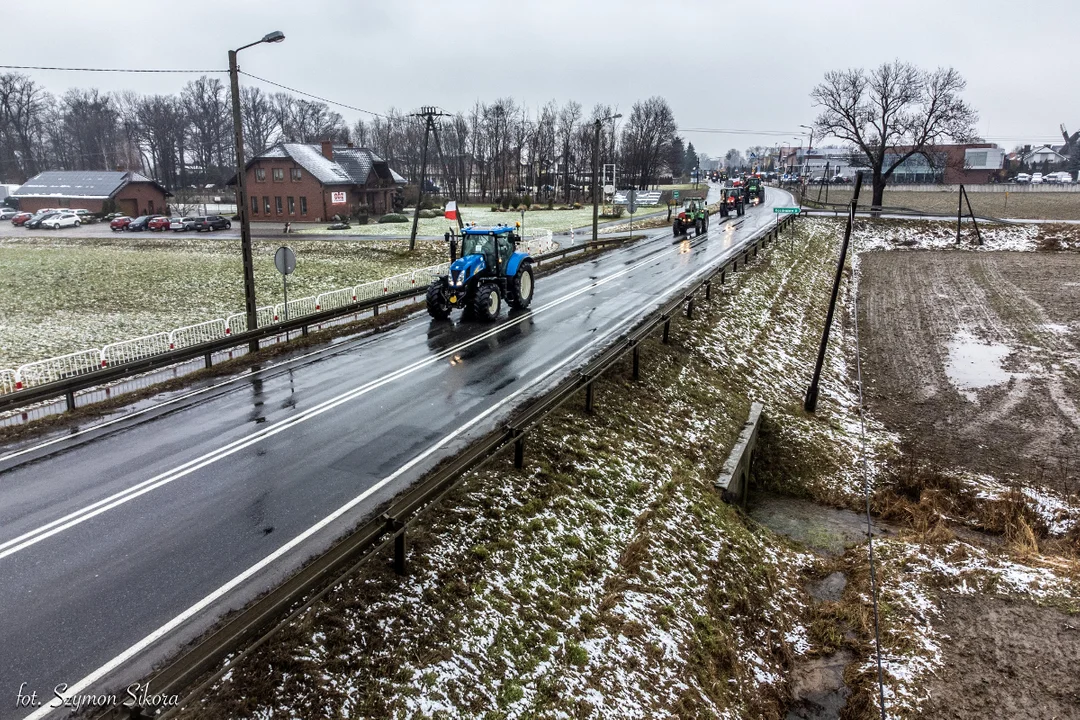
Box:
(472, 282, 501, 321)
(507, 264, 534, 310)
(426, 280, 451, 320)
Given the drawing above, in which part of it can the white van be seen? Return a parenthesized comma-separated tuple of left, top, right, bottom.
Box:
(1047, 171, 1075, 184)
(1031, 172, 1044, 184)
(1015, 173, 1031, 184)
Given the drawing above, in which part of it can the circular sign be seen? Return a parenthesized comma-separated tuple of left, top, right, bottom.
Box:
(274, 246, 296, 275)
(603, 184, 615, 194)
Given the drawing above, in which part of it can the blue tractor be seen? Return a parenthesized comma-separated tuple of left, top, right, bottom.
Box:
(426, 224, 535, 321)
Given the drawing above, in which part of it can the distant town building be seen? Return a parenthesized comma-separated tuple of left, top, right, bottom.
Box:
(233, 142, 407, 222)
(12, 170, 170, 215)
(1022, 145, 1068, 166)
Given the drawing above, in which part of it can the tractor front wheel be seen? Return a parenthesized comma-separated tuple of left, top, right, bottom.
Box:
(507, 264, 534, 310)
(472, 282, 501, 321)
(672, 220, 682, 237)
(426, 280, 451, 320)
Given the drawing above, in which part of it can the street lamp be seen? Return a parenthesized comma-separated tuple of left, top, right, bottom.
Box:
(229, 30, 285, 351)
(592, 113, 621, 244)
(799, 124, 815, 180)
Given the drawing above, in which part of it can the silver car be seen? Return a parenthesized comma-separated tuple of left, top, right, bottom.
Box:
(170, 216, 197, 232)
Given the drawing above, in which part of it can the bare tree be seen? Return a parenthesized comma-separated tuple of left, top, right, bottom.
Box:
(0, 73, 50, 181)
(557, 101, 581, 201)
(620, 97, 677, 189)
(240, 85, 277, 157)
(182, 76, 231, 184)
(811, 60, 978, 207)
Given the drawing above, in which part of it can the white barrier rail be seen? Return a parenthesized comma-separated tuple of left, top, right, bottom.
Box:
(0, 369, 17, 395)
(169, 319, 227, 350)
(102, 333, 171, 367)
(17, 349, 102, 389)
(1, 229, 557, 397)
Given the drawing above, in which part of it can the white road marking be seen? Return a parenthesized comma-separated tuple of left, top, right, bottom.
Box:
(25, 214, 756, 720)
(0, 248, 672, 560)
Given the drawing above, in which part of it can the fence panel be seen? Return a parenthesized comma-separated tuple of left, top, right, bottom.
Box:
(17, 349, 102, 388)
(354, 280, 383, 303)
(521, 228, 557, 255)
(102, 333, 171, 367)
(169, 319, 227, 350)
(316, 287, 355, 312)
(0, 369, 18, 395)
(225, 306, 277, 334)
(381, 271, 417, 295)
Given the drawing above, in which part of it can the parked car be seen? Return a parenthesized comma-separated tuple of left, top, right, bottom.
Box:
(25, 211, 62, 229)
(11, 211, 32, 226)
(43, 211, 81, 229)
(110, 215, 133, 231)
(0, 208, 18, 221)
(1031, 173, 1044, 184)
(1014, 173, 1031, 184)
(147, 215, 173, 231)
(193, 215, 232, 231)
(126, 215, 155, 231)
(169, 216, 197, 232)
(73, 209, 96, 223)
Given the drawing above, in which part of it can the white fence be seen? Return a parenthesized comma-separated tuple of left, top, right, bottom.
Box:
(102, 333, 171, 367)
(1, 228, 558, 396)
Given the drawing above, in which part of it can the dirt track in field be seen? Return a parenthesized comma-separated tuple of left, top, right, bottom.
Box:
(857, 251, 1080, 483)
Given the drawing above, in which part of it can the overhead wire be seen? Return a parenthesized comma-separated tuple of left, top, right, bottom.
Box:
(237, 70, 386, 119)
(0, 64, 225, 73)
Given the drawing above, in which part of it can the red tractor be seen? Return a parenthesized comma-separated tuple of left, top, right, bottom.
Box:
(719, 187, 745, 217)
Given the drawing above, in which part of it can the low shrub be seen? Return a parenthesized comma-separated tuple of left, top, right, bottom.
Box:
(418, 209, 438, 218)
(378, 213, 409, 223)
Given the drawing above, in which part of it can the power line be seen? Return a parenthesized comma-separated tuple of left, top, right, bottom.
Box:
(0, 64, 225, 73)
(680, 127, 804, 137)
(237, 70, 386, 119)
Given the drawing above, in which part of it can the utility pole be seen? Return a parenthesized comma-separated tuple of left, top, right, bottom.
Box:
(805, 171, 863, 413)
(228, 30, 284, 352)
(592, 112, 622, 244)
(409, 106, 449, 250)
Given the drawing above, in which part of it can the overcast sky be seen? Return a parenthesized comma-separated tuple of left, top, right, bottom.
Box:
(4, 0, 1077, 158)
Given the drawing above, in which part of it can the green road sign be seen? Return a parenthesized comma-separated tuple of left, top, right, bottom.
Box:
(673, 190, 680, 199)
(773, 207, 801, 214)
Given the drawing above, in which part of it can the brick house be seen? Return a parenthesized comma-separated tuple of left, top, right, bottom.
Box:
(236, 142, 407, 223)
(12, 170, 171, 215)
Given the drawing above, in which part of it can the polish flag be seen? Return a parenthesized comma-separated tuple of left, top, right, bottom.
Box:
(444, 201, 458, 221)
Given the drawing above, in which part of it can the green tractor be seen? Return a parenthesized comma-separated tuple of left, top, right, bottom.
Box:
(672, 198, 709, 237)
(426, 224, 535, 321)
(744, 176, 766, 206)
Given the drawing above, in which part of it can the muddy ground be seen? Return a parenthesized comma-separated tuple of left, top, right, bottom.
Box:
(857, 250, 1080, 487)
(920, 594, 1080, 719)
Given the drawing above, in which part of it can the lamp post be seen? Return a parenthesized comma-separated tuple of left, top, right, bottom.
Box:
(229, 30, 285, 351)
(592, 112, 621, 243)
(799, 123, 815, 180)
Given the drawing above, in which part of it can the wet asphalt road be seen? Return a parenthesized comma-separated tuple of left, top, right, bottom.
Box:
(0, 185, 791, 719)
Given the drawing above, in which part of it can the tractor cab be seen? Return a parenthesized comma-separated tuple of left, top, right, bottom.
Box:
(428, 224, 536, 321)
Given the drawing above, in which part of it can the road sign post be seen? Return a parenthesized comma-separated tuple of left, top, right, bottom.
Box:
(627, 189, 637, 242)
(275, 245, 296, 339)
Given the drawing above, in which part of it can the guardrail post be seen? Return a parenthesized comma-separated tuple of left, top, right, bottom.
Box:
(585, 381, 594, 413)
(732, 258, 738, 273)
(705, 280, 712, 300)
(65, 389, 75, 412)
(662, 319, 671, 344)
(686, 297, 694, 319)
(632, 345, 640, 380)
(204, 351, 213, 369)
(394, 529, 407, 575)
(514, 436, 525, 469)
(373, 304, 379, 317)
(302, 325, 309, 337)
(720, 269, 726, 285)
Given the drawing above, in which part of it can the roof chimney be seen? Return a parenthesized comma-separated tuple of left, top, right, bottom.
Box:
(320, 140, 333, 160)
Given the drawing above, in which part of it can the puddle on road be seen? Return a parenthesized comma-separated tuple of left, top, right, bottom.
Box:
(944, 329, 1021, 402)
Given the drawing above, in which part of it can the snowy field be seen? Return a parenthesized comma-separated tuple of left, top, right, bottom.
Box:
(0, 235, 446, 369)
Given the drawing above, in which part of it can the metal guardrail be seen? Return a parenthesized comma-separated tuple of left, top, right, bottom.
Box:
(0, 232, 601, 418)
(95, 211, 798, 720)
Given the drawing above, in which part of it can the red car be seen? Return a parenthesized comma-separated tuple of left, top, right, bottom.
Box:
(147, 216, 173, 231)
(11, 212, 32, 226)
(110, 216, 132, 231)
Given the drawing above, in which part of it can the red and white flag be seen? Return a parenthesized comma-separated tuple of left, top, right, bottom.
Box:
(444, 201, 458, 221)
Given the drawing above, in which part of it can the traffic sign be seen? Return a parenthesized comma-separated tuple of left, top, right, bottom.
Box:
(603, 184, 615, 194)
(773, 207, 801, 214)
(673, 190, 680, 200)
(274, 246, 297, 274)
(627, 189, 638, 214)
